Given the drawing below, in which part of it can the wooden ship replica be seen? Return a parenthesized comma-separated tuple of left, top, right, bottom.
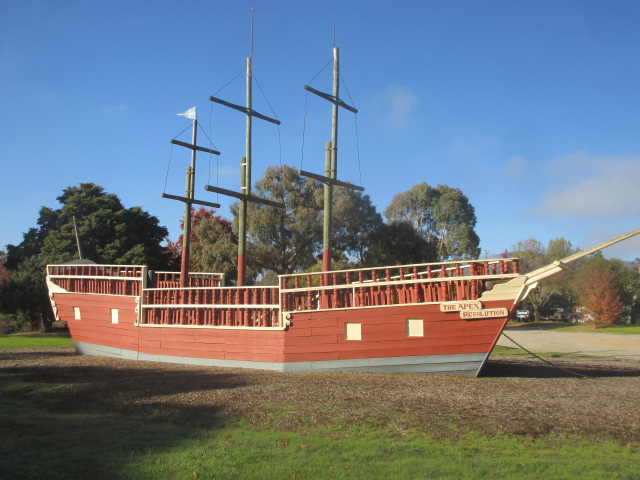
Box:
(46, 44, 640, 376)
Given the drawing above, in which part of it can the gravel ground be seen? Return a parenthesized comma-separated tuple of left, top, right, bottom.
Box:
(2, 347, 640, 443)
(498, 327, 640, 360)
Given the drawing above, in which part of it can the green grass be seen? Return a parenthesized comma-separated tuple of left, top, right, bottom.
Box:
(554, 324, 640, 335)
(1, 400, 638, 479)
(0, 332, 73, 349)
(1, 373, 638, 479)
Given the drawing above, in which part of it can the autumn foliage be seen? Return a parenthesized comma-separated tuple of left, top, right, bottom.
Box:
(0, 252, 10, 283)
(572, 266, 622, 327)
(165, 207, 233, 259)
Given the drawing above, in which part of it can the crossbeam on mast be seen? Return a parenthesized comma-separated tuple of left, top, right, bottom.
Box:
(209, 96, 281, 125)
(204, 185, 285, 209)
(170, 139, 220, 156)
(160, 193, 221, 209)
(303, 85, 358, 114)
(298, 169, 364, 191)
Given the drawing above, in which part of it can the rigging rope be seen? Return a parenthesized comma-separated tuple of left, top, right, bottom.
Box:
(340, 72, 362, 186)
(500, 331, 588, 379)
(306, 58, 332, 86)
(210, 67, 246, 97)
(253, 73, 283, 166)
(163, 123, 194, 193)
(163, 143, 175, 194)
(353, 113, 363, 187)
(196, 121, 220, 207)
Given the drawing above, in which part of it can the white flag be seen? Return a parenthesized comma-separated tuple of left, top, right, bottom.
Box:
(177, 106, 197, 120)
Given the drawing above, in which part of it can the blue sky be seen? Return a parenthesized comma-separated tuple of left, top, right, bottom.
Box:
(1, 0, 639, 261)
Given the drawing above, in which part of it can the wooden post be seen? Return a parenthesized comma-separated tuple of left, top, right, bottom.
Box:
(322, 141, 333, 272)
(172, 116, 200, 288)
(180, 164, 194, 287)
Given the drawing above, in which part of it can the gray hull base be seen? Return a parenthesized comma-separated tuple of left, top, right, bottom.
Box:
(74, 342, 489, 376)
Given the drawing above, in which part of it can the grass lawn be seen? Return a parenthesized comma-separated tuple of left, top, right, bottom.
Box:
(554, 324, 640, 335)
(0, 380, 637, 480)
(1, 336, 639, 479)
(0, 332, 72, 349)
(508, 322, 640, 335)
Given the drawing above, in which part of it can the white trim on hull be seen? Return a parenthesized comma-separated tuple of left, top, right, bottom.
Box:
(73, 341, 487, 376)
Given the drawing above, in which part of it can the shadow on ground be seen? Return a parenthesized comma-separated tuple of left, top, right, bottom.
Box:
(483, 354, 640, 378)
(0, 349, 248, 479)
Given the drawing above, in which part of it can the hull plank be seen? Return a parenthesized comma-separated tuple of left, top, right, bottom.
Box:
(47, 260, 522, 375)
(52, 290, 510, 375)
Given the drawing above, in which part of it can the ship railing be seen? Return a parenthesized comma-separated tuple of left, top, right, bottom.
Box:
(140, 286, 281, 328)
(279, 259, 520, 312)
(46, 264, 146, 296)
(154, 271, 225, 288)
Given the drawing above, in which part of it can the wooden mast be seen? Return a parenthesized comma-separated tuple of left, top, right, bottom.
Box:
(180, 117, 197, 285)
(206, 14, 283, 285)
(237, 55, 253, 286)
(300, 46, 362, 272)
(162, 108, 221, 287)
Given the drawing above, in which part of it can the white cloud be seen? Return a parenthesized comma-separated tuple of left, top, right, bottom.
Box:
(535, 153, 640, 218)
(503, 155, 528, 178)
(448, 134, 499, 160)
(101, 101, 129, 115)
(376, 85, 420, 131)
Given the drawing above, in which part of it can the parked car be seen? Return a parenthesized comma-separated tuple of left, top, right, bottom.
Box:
(513, 305, 534, 322)
(546, 308, 579, 323)
(574, 307, 595, 323)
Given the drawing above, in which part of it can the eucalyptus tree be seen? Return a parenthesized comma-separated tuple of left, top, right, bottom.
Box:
(510, 237, 581, 320)
(233, 165, 389, 278)
(384, 182, 480, 260)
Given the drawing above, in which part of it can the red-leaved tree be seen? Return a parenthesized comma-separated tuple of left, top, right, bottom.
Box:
(165, 207, 236, 276)
(0, 251, 11, 283)
(572, 266, 622, 327)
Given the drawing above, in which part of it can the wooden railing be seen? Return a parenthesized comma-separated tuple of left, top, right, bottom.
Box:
(46, 265, 145, 296)
(141, 286, 280, 327)
(154, 271, 225, 288)
(279, 259, 520, 312)
(47, 258, 521, 325)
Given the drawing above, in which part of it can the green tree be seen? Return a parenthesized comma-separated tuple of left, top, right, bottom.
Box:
(0, 256, 61, 331)
(1, 183, 171, 330)
(234, 165, 323, 277)
(7, 183, 170, 270)
(234, 165, 390, 278)
(165, 207, 237, 280)
(510, 237, 581, 320)
(384, 182, 480, 260)
(363, 221, 437, 267)
(332, 188, 383, 264)
(191, 213, 238, 282)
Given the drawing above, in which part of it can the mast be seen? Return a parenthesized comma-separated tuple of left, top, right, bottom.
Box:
(162, 107, 221, 287)
(237, 56, 253, 286)
(206, 15, 283, 286)
(322, 47, 340, 271)
(180, 117, 197, 286)
(300, 46, 362, 272)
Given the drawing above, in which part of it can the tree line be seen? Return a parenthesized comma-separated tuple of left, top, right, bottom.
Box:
(1, 169, 637, 331)
(510, 238, 640, 327)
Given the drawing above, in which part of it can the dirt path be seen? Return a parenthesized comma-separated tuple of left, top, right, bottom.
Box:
(497, 327, 640, 359)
